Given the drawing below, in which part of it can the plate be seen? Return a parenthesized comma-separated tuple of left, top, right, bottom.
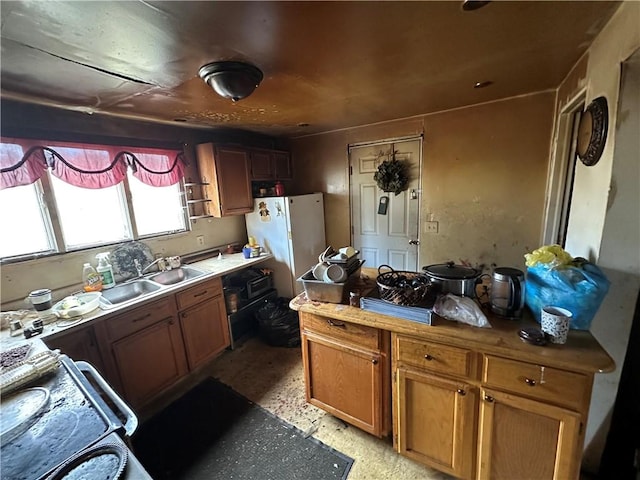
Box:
(52, 292, 101, 319)
(110, 241, 154, 280)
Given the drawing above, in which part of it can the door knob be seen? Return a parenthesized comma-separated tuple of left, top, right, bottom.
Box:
(409, 240, 420, 245)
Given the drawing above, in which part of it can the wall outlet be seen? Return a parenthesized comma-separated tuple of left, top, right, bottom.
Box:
(425, 221, 439, 233)
(196, 235, 205, 246)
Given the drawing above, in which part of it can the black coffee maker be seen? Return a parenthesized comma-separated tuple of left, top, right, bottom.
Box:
(490, 267, 525, 318)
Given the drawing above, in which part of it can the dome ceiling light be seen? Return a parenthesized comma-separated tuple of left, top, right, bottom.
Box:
(461, 1, 491, 11)
(198, 61, 264, 102)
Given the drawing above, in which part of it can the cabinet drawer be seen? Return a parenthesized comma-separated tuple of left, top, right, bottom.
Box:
(176, 277, 223, 311)
(301, 313, 381, 351)
(482, 355, 590, 411)
(106, 296, 175, 342)
(395, 335, 475, 379)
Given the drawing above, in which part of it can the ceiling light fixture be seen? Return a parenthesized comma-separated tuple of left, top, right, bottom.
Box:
(461, 1, 491, 11)
(198, 61, 263, 102)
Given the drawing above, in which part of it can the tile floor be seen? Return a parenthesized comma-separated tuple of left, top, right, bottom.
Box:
(207, 335, 452, 480)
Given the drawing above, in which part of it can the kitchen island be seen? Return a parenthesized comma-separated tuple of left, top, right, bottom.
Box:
(290, 268, 614, 480)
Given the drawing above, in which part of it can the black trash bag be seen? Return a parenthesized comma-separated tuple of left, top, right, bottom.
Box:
(255, 297, 300, 347)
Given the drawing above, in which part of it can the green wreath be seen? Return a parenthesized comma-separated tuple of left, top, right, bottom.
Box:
(373, 158, 408, 195)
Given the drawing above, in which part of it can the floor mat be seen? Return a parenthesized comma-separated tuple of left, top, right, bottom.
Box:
(132, 378, 354, 480)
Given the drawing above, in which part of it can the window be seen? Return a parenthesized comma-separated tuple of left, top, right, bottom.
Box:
(0, 139, 188, 261)
(128, 172, 186, 237)
(0, 182, 56, 258)
(49, 175, 133, 249)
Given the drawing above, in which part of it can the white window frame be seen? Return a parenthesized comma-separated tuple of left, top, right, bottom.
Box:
(1, 170, 190, 263)
(541, 90, 586, 247)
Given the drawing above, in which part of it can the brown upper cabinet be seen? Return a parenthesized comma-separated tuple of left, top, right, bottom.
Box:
(249, 148, 292, 180)
(196, 143, 253, 217)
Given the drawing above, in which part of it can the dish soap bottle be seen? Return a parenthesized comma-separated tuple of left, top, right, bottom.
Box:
(96, 252, 116, 289)
(83, 263, 103, 292)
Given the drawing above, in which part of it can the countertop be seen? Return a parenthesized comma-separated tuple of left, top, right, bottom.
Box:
(1, 252, 273, 347)
(290, 268, 615, 375)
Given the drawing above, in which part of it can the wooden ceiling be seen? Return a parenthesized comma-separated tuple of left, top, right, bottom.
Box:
(0, 1, 620, 138)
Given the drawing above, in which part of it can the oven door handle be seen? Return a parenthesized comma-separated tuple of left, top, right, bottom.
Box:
(76, 360, 139, 437)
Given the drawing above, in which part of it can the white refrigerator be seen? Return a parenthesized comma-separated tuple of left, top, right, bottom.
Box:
(245, 193, 326, 299)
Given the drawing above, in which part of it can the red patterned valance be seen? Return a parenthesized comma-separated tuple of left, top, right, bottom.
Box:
(0, 138, 186, 189)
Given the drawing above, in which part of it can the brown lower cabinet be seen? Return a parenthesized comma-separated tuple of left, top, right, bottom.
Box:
(294, 294, 612, 480)
(78, 277, 231, 410)
(177, 277, 229, 370)
(111, 316, 187, 408)
(393, 333, 591, 480)
(45, 324, 106, 375)
(300, 312, 391, 438)
(395, 368, 477, 479)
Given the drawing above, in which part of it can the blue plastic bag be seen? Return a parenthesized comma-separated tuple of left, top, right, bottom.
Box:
(525, 262, 610, 330)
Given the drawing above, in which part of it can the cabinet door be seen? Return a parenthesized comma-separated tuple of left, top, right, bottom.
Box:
(214, 146, 253, 215)
(196, 143, 253, 217)
(45, 327, 105, 374)
(180, 294, 230, 370)
(477, 387, 582, 480)
(249, 150, 273, 179)
(395, 368, 477, 479)
(272, 151, 292, 179)
(301, 331, 383, 437)
(111, 317, 188, 409)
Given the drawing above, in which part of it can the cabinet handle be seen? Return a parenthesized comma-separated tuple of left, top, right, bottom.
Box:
(424, 354, 433, 361)
(524, 377, 537, 387)
(132, 313, 151, 323)
(457, 389, 466, 396)
(484, 395, 494, 403)
(327, 319, 346, 328)
(193, 290, 208, 298)
(372, 359, 378, 365)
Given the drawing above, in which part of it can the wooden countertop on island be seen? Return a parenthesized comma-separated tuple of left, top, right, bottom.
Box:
(290, 270, 615, 376)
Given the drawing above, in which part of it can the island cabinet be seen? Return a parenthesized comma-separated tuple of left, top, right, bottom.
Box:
(96, 296, 188, 409)
(476, 355, 588, 480)
(290, 280, 613, 480)
(393, 333, 593, 480)
(176, 277, 230, 370)
(299, 312, 391, 437)
(196, 143, 253, 217)
(393, 334, 478, 479)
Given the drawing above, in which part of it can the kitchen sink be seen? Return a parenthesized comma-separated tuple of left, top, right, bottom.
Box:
(100, 279, 162, 307)
(148, 266, 205, 285)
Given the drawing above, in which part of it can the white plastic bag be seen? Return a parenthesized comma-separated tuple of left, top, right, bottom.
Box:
(433, 294, 491, 328)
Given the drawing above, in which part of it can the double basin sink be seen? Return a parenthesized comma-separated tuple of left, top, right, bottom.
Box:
(99, 266, 206, 309)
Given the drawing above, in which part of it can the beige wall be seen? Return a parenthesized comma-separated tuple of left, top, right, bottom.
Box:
(291, 92, 555, 272)
(0, 216, 246, 310)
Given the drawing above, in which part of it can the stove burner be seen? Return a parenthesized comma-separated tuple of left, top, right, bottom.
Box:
(46, 442, 128, 480)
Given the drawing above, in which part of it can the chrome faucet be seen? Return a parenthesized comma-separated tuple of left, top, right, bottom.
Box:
(134, 257, 166, 277)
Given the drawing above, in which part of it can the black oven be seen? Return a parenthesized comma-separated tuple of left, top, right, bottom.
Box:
(0, 344, 151, 479)
(225, 267, 273, 300)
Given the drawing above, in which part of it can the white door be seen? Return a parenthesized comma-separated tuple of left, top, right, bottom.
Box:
(349, 138, 421, 272)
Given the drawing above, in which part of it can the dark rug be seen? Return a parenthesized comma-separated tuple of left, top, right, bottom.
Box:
(131, 378, 354, 480)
